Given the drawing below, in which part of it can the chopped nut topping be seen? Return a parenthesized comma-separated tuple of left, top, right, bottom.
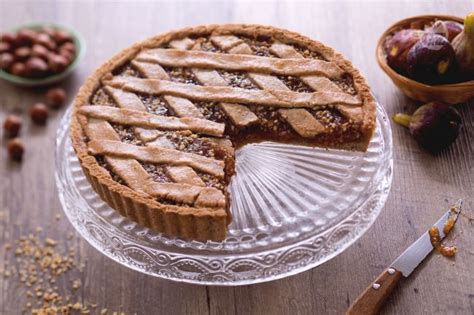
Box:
(91, 88, 115, 105)
(218, 70, 257, 89)
(139, 95, 170, 116)
(163, 66, 200, 85)
(277, 75, 313, 93)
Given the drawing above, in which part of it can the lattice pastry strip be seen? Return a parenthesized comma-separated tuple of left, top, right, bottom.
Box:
(132, 40, 214, 187)
(269, 42, 363, 124)
(211, 35, 325, 137)
(136, 48, 345, 78)
(104, 76, 361, 107)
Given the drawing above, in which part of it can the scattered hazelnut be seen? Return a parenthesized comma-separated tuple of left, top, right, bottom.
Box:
(1, 32, 17, 44)
(0, 42, 11, 53)
(25, 57, 48, 77)
(30, 103, 49, 125)
(14, 47, 31, 61)
(0, 53, 14, 70)
(10, 62, 27, 76)
(45, 87, 67, 109)
(31, 44, 49, 60)
(3, 115, 22, 138)
(48, 54, 68, 73)
(7, 138, 24, 161)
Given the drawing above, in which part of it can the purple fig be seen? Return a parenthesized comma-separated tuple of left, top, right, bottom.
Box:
(428, 20, 464, 42)
(385, 29, 424, 74)
(393, 102, 462, 153)
(407, 33, 456, 84)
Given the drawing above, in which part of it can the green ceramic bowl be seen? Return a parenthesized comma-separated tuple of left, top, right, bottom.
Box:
(0, 23, 85, 87)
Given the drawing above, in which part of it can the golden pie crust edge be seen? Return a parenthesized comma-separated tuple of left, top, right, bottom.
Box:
(70, 24, 377, 241)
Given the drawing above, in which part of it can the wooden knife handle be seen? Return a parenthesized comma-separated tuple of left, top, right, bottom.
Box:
(346, 268, 403, 315)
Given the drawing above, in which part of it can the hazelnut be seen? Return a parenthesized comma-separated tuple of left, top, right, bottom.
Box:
(30, 103, 49, 125)
(10, 62, 27, 76)
(35, 33, 56, 50)
(40, 27, 56, 37)
(3, 115, 22, 138)
(1, 32, 17, 44)
(47, 54, 68, 73)
(25, 57, 48, 77)
(0, 53, 14, 70)
(16, 29, 37, 46)
(31, 44, 49, 60)
(14, 47, 31, 61)
(53, 30, 72, 44)
(58, 49, 74, 64)
(59, 42, 75, 54)
(0, 42, 11, 53)
(7, 138, 24, 161)
(45, 87, 67, 108)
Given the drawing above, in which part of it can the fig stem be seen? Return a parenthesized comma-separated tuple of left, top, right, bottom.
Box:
(392, 113, 412, 128)
(465, 12, 474, 37)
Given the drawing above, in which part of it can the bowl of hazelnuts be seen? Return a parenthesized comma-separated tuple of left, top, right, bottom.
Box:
(0, 23, 85, 87)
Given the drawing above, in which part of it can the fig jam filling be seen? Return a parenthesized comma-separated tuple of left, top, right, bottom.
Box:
(113, 64, 144, 78)
(249, 105, 291, 134)
(194, 101, 226, 123)
(195, 38, 223, 53)
(218, 70, 257, 89)
(163, 66, 200, 85)
(140, 163, 171, 183)
(138, 94, 171, 116)
(197, 171, 227, 191)
(293, 45, 327, 60)
(96, 156, 126, 185)
(111, 124, 144, 146)
(241, 36, 277, 57)
(311, 107, 361, 142)
(333, 74, 357, 95)
(163, 132, 215, 158)
(278, 75, 314, 93)
(91, 88, 115, 105)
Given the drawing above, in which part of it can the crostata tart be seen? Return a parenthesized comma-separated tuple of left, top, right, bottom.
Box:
(70, 25, 376, 241)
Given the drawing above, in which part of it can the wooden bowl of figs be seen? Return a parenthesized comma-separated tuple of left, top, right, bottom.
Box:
(377, 14, 474, 104)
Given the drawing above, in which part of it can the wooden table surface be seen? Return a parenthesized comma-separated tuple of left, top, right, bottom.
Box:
(1, 0, 473, 314)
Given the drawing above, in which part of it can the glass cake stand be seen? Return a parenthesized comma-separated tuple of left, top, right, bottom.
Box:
(55, 102, 393, 286)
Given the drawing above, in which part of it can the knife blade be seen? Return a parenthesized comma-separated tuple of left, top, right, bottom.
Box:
(391, 198, 462, 277)
(347, 199, 463, 315)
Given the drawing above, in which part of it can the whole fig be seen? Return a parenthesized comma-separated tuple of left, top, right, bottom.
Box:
(445, 21, 464, 42)
(429, 20, 464, 42)
(385, 29, 424, 74)
(407, 33, 456, 84)
(452, 12, 474, 79)
(393, 102, 462, 153)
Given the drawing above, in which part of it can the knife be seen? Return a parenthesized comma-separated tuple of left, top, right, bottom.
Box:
(346, 199, 463, 315)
